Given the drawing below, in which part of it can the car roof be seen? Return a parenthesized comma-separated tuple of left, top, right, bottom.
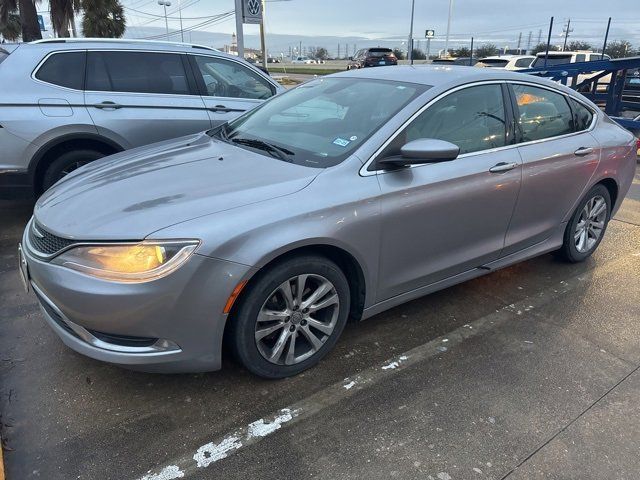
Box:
(335, 64, 557, 87)
(24, 38, 225, 55)
(480, 55, 533, 60)
(535, 50, 592, 56)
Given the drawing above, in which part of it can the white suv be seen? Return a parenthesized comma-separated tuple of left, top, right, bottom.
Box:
(531, 51, 612, 90)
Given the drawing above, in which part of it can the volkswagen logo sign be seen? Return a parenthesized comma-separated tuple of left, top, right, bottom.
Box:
(247, 0, 260, 16)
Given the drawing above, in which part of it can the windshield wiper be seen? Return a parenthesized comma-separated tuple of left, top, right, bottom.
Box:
(231, 137, 295, 162)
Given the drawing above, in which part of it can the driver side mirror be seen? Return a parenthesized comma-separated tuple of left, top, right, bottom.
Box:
(378, 139, 460, 169)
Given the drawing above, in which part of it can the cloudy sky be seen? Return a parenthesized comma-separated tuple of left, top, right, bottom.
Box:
(37, 0, 640, 52)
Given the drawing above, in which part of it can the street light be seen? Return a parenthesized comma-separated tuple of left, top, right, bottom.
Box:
(158, 0, 172, 39)
(444, 0, 454, 58)
(407, 0, 415, 64)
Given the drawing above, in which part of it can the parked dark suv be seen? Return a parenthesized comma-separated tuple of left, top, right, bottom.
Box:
(347, 48, 397, 70)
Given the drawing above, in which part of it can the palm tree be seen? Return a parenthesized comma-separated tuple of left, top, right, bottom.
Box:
(49, 0, 81, 37)
(0, 0, 42, 41)
(81, 0, 125, 38)
(0, 11, 21, 40)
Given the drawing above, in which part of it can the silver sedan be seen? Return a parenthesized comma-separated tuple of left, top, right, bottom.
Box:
(20, 66, 637, 378)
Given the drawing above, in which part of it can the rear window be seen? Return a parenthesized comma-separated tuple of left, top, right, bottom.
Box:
(532, 54, 572, 67)
(35, 51, 86, 90)
(86, 51, 191, 95)
(367, 49, 393, 57)
(479, 59, 509, 67)
(514, 58, 533, 68)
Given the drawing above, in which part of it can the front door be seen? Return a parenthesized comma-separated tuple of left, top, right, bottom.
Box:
(84, 50, 211, 148)
(189, 55, 277, 127)
(374, 83, 522, 301)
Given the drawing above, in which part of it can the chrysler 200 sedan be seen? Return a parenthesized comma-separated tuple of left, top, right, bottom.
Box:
(20, 66, 636, 378)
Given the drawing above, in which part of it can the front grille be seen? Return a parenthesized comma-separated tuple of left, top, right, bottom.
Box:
(28, 221, 75, 256)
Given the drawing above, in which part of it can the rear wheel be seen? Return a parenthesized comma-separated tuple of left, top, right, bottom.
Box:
(42, 149, 106, 191)
(558, 184, 611, 262)
(230, 255, 350, 378)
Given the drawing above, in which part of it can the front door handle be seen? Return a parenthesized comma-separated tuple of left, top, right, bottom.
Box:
(489, 162, 518, 173)
(209, 104, 246, 114)
(574, 147, 594, 156)
(93, 101, 122, 110)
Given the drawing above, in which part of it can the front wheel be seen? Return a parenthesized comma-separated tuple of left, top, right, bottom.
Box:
(558, 184, 611, 262)
(42, 149, 106, 191)
(230, 255, 350, 378)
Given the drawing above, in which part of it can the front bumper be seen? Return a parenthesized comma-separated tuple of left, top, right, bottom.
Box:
(22, 226, 253, 373)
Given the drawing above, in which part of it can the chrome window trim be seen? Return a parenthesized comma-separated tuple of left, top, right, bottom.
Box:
(359, 79, 598, 177)
(32, 48, 279, 96)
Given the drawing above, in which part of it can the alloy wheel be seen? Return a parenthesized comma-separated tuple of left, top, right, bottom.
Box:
(574, 195, 607, 253)
(255, 274, 340, 365)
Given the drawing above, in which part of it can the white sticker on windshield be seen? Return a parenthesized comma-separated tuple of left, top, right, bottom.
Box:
(333, 137, 350, 147)
(349, 135, 358, 141)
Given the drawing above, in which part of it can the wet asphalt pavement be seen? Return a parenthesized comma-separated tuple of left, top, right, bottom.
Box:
(0, 164, 639, 480)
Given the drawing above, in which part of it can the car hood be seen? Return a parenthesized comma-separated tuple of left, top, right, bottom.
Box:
(34, 133, 320, 240)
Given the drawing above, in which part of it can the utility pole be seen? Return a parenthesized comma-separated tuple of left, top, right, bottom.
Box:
(234, 0, 244, 58)
(444, 0, 454, 57)
(338, 44, 340, 59)
(408, 0, 415, 63)
(526, 31, 532, 53)
(517, 32, 522, 52)
(537, 29, 542, 45)
(562, 18, 572, 51)
(178, 0, 184, 42)
(299, 40, 302, 57)
(158, 0, 172, 39)
(601, 17, 611, 57)
(259, 0, 267, 68)
(544, 17, 554, 68)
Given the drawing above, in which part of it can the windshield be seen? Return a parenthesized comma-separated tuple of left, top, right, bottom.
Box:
(532, 55, 572, 67)
(215, 77, 428, 168)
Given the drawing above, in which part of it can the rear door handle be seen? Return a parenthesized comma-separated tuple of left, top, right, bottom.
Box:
(93, 101, 122, 110)
(574, 147, 594, 156)
(489, 162, 518, 173)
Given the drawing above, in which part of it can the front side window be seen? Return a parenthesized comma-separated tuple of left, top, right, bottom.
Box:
(35, 51, 86, 90)
(86, 51, 191, 95)
(380, 84, 507, 158)
(531, 54, 572, 67)
(193, 55, 273, 100)
(569, 98, 594, 132)
(512, 84, 573, 142)
(214, 77, 427, 168)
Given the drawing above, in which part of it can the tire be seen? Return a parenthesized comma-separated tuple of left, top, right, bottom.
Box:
(230, 255, 350, 379)
(42, 149, 105, 191)
(557, 184, 611, 263)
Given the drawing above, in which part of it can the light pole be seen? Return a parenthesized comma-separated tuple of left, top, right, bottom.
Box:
(158, 0, 172, 39)
(408, 0, 415, 64)
(178, 0, 184, 42)
(444, 0, 454, 57)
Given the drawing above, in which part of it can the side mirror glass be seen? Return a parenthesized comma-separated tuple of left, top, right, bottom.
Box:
(378, 139, 460, 169)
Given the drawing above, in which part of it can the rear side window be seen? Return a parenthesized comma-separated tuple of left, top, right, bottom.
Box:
(531, 54, 572, 67)
(512, 84, 573, 142)
(86, 51, 191, 95)
(35, 52, 86, 90)
(514, 57, 533, 68)
(569, 98, 594, 131)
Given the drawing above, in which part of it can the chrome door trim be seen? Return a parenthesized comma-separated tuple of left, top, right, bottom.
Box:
(359, 79, 598, 177)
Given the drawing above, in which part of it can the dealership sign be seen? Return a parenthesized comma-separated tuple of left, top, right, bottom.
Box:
(243, 0, 262, 24)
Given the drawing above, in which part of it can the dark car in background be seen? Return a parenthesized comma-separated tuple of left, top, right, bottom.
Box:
(347, 48, 397, 69)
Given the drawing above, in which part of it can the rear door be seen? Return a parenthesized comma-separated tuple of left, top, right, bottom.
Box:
(188, 54, 277, 127)
(84, 50, 211, 148)
(502, 83, 600, 255)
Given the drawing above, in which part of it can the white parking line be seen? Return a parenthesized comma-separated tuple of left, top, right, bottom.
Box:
(135, 268, 601, 480)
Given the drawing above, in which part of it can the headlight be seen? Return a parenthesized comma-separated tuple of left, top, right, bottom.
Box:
(51, 241, 199, 282)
